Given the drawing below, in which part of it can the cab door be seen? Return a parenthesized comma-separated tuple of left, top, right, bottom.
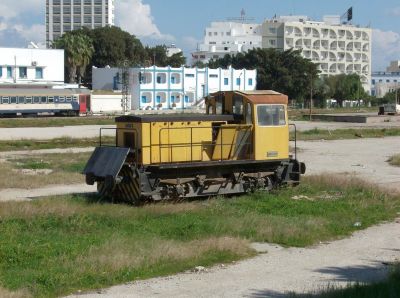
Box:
(254, 104, 289, 161)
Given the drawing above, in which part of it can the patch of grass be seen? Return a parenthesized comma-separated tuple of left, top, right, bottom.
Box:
(292, 128, 400, 141)
(0, 152, 91, 189)
(0, 117, 114, 128)
(290, 264, 400, 298)
(388, 154, 400, 167)
(0, 136, 114, 152)
(288, 107, 377, 121)
(0, 175, 399, 297)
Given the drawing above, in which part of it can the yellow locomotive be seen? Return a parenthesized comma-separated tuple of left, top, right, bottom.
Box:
(84, 90, 305, 204)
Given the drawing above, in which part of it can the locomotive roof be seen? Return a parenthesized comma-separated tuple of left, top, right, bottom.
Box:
(211, 90, 288, 105)
(116, 113, 235, 123)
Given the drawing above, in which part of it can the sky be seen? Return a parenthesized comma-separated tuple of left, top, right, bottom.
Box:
(1, 0, 400, 71)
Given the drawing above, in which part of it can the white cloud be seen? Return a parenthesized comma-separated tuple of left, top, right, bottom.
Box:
(372, 29, 400, 70)
(116, 0, 174, 41)
(389, 7, 400, 17)
(0, 0, 42, 20)
(182, 36, 202, 51)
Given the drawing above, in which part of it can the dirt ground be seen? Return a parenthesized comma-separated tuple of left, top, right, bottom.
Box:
(0, 119, 399, 140)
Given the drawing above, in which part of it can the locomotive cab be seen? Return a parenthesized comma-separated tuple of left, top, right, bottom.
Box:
(84, 90, 305, 204)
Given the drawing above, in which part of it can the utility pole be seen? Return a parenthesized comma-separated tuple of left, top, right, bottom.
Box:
(119, 60, 130, 114)
(309, 73, 313, 121)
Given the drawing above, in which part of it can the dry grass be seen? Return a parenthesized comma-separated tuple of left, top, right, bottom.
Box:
(388, 154, 400, 167)
(77, 236, 252, 274)
(0, 287, 31, 298)
(0, 152, 90, 190)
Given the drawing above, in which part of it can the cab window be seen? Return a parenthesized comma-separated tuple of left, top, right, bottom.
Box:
(245, 102, 252, 124)
(257, 105, 286, 126)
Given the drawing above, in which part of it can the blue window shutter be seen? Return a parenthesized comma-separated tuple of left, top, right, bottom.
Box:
(236, 78, 241, 85)
(248, 78, 253, 86)
(141, 96, 147, 103)
(184, 95, 189, 103)
(156, 96, 161, 103)
(224, 78, 228, 85)
(171, 95, 175, 103)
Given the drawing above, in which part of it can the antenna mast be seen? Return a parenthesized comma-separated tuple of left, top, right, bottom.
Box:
(119, 60, 130, 114)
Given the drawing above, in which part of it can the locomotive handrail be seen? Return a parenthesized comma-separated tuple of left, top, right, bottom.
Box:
(289, 123, 297, 160)
(157, 124, 253, 163)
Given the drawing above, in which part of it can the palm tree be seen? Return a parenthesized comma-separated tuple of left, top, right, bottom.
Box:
(53, 32, 94, 84)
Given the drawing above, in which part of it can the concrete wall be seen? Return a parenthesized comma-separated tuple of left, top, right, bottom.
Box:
(91, 94, 130, 114)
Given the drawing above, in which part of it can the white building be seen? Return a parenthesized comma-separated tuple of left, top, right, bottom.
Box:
(92, 66, 257, 110)
(262, 15, 372, 92)
(192, 21, 262, 64)
(46, 0, 115, 47)
(0, 47, 65, 85)
(371, 61, 400, 97)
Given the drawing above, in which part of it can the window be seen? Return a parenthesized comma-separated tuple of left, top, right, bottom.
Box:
(248, 78, 253, 86)
(226, 32, 231, 36)
(157, 75, 162, 83)
(257, 105, 286, 126)
(156, 95, 161, 104)
(184, 95, 190, 103)
(269, 27, 276, 33)
(0, 67, 2, 77)
(171, 76, 176, 84)
(7, 67, 12, 78)
(19, 67, 27, 79)
(26, 97, 32, 104)
(40, 96, 47, 103)
(66, 96, 72, 102)
(171, 95, 175, 103)
(209, 74, 218, 78)
(35, 67, 43, 79)
(18, 97, 25, 104)
(245, 103, 252, 125)
(371, 79, 375, 84)
(48, 97, 54, 103)
(233, 96, 243, 115)
(10, 97, 17, 104)
(224, 78, 229, 85)
(269, 39, 276, 46)
(387, 79, 390, 83)
(59, 96, 65, 102)
(185, 74, 195, 78)
(208, 32, 212, 36)
(236, 78, 241, 86)
(141, 95, 147, 104)
(214, 32, 218, 36)
(2, 97, 9, 104)
(33, 96, 40, 103)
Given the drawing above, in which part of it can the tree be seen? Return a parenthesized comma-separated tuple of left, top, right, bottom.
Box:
(208, 48, 320, 101)
(325, 74, 367, 106)
(53, 32, 94, 84)
(144, 45, 186, 67)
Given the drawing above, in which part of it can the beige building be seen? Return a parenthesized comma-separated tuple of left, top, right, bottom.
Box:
(262, 15, 372, 92)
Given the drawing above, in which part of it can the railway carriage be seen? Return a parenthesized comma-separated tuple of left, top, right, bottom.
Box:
(0, 88, 90, 116)
(84, 90, 306, 204)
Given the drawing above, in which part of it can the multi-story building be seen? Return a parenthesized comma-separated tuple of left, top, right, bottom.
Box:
(371, 61, 400, 97)
(92, 66, 257, 110)
(0, 47, 65, 85)
(262, 15, 372, 92)
(46, 0, 115, 47)
(192, 21, 262, 64)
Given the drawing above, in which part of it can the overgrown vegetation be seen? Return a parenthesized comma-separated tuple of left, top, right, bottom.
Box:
(388, 154, 400, 167)
(290, 264, 400, 298)
(0, 175, 399, 297)
(0, 152, 91, 189)
(0, 117, 114, 128)
(292, 128, 400, 141)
